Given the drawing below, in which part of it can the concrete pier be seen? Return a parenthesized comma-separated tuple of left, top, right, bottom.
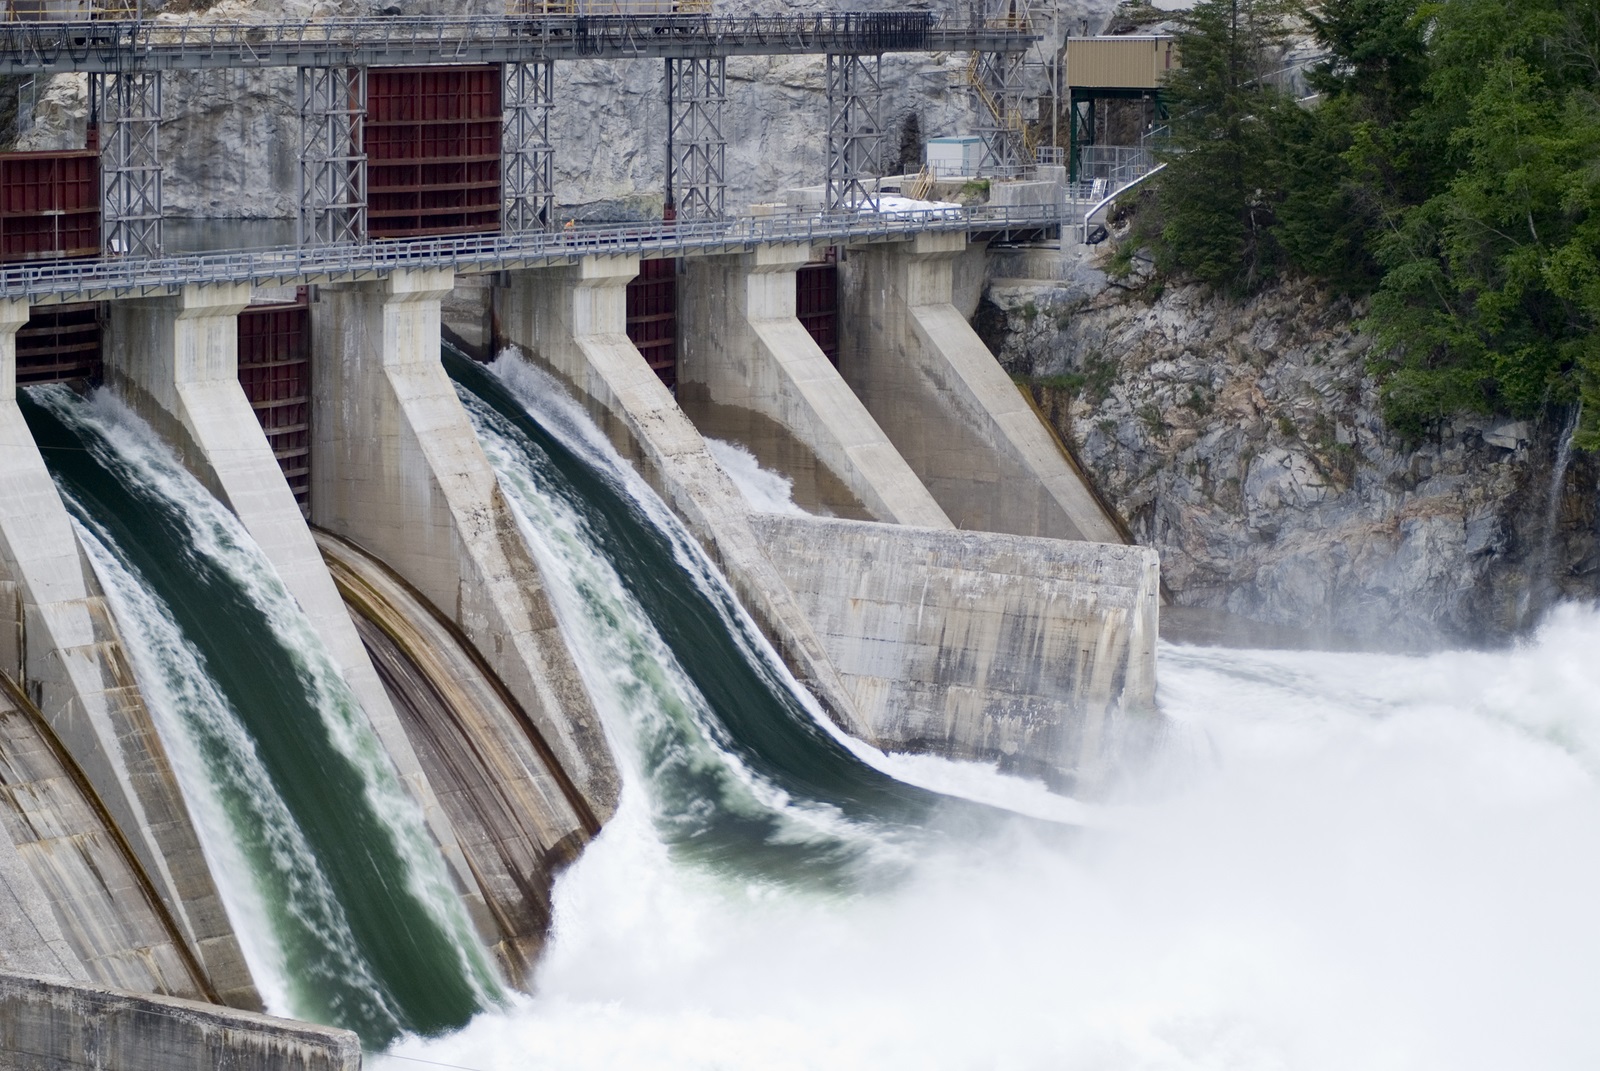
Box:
(496, 257, 880, 740)
(103, 281, 489, 946)
(678, 245, 951, 528)
(309, 268, 620, 831)
(754, 515, 1159, 789)
(0, 301, 257, 1010)
(840, 233, 1122, 543)
(0, 970, 360, 1071)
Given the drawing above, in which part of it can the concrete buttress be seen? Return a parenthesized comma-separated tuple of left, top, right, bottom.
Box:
(840, 233, 1123, 543)
(308, 268, 620, 834)
(496, 257, 879, 740)
(678, 244, 952, 528)
(0, 300, 258, 1008)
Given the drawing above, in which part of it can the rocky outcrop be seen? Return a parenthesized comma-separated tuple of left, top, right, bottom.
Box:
(981, 260, 1597, 649)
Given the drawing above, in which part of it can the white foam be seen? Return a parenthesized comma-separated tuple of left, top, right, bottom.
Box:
(704, 438, 809, 517)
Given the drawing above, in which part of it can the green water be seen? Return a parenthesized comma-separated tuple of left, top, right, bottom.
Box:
(23, 386, 495, 1048)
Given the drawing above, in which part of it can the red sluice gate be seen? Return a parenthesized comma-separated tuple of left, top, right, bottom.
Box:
(366, 65, 502, 240)
(626, 257, 678, 391)
(237, 298, 312, 516)
(796, 251, 840, 367)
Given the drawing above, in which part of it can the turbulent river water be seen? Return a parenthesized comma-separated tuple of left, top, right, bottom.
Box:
(378, 355, 1600, 1071)
(18, 357, 1600, 1070)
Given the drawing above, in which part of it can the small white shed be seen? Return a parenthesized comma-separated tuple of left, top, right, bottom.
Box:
(924, 136, 984, 178)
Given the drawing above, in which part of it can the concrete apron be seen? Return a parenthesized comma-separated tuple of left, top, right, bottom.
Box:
(308, 272, 619, 822)
(677, 243, 953, 529)
(496, 256, 880, 741)
(0, 300, 258, 1009)
(840, 232, 1124, 544)
(1, 969, 361, 1071)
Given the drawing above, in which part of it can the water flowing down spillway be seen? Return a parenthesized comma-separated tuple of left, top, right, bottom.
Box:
(22, 386, 500, 1048)
(370, 353, 1600, 1071)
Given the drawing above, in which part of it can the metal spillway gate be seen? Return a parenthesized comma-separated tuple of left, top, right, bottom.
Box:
(366, 66, 503, 240)
(626, 257, 677, 390)
(795, 250, 839, 367)
(236, 296, 312, 516)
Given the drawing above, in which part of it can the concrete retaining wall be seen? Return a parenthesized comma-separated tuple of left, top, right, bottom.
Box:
(0, 970, 360, 1071)
(753, 515, 1159, 790)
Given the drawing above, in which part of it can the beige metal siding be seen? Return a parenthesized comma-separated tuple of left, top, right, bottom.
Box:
(1065, 36, 1179, 90)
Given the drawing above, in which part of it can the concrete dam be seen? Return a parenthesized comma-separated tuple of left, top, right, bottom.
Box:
(0, 8, 1158, 1067)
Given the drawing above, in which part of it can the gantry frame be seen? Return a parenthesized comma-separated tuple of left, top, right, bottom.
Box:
(665, 56, 725, 220)
(296, 65, 366, 246)
(825, 52, 882, 211)
(503, 60, 555, 232)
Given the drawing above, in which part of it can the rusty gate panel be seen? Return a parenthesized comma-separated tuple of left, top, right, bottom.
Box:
(626, 257, 677, 391)
(366, 66, 502, 240)
(15, 302, 102, 385)
(0, 150, 101, 262)
(796, 251, 839, 367)
(237, 297, 312, 516)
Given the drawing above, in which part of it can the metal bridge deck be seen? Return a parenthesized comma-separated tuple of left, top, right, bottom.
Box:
(0, 204, 1061, 304)
(0, 13, 1037, 74)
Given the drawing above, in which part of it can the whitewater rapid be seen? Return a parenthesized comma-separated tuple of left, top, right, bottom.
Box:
(377, 356, 1600, 1070)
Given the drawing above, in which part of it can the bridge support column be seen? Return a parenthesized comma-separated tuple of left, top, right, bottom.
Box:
(103, 283, 490, 942)
(1, 299, 258, 1007)
(95, 70, 164, 258)
(503, 61, 554, 232)
(309, 269, 619, 830)
(838, 232, 1123, 542)
(678, 243, 951, 527)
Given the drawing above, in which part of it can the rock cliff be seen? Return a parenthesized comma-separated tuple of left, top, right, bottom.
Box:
(980, 253, 1598, 649)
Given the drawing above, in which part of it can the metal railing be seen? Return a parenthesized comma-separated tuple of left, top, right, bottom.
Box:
(0, 12, 1038, 73)
(0, 203, 1064, 302)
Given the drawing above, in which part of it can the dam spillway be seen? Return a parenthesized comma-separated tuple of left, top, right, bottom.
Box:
(22, 385, 499, 1047)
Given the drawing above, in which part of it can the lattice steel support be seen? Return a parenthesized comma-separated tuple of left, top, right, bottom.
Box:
(503, 61, 554, 232)
(297, 66, 367, 246)
(972, 48, 1028, 173)
(665, 56, 726, 221)
(825, 53, 883, 212)
(96, 70, 163, 259)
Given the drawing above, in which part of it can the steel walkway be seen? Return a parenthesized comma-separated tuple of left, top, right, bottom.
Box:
(0, 203, 1062, 304)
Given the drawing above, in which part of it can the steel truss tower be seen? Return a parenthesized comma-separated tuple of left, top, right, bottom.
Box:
(825, 52, 883, 211)
(503, 61, 554, 232)
(96, 70, 163, 259)
(297, 66, 367, 246)
(664, 57, 726, 220)
(972, 47, 1028, 172)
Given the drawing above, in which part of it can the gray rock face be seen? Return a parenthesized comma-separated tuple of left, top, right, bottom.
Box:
(981, 266, 1598, 649)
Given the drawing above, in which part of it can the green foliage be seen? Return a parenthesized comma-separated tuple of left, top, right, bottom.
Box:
(1153, 0, 1301, 293)
(1135, 0, 1600, 443)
